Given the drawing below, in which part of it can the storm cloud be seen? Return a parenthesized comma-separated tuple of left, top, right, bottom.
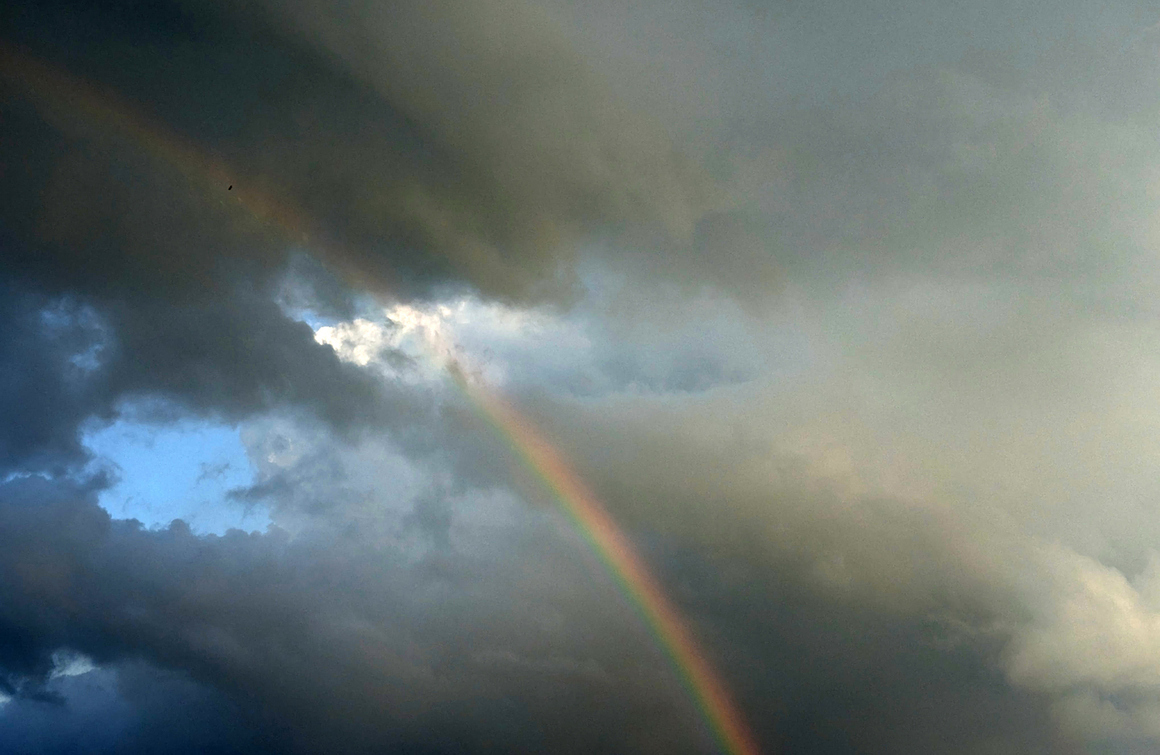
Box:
(4, 0, 1160, 753)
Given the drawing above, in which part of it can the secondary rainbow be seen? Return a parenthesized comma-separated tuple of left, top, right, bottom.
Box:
(0, 43, 370, 289)
(2, 46, 762, 755)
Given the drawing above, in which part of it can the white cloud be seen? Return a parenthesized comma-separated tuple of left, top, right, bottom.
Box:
(1005, 549, 1160, 723)
(50, 649, 97, 679)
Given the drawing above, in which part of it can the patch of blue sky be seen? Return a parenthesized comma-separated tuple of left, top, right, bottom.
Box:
(83, 417, 268, 535)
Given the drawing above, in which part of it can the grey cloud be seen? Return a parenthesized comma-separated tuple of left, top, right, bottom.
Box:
(558, 1, 1160, 309)
(503, 344, 1160, 750)
(0, 272, 397, 476)
(0, 427, 1092, 755)
(0, 0, 726, 464)
(239, 0, 712, 276)
(2, 0, 716, 306)
(5, 0, 1160, 752)
(0, 286, 109, 473)
(227, 411, 1097, 754)
(0, 662, 283, 755)
(0, 472, 715, 755)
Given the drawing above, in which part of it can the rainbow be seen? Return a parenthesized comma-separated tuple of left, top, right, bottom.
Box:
(1, 45, 762, 755)
(452, 367, 761, 755)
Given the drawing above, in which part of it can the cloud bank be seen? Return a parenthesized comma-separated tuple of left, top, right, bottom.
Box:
(4, 0, 1160, 753)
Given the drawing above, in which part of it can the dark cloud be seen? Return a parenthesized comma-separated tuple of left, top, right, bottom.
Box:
(0, 473, 714, 754)
(0, 0, 716, 459)
(0, 0, 711, 305)
(0, 662, 285, 755)
(3, 0, 1160, 752)
(0, 286, 107, 473)
(0, 465, 1092, 755)
(0, 270, 395, 475)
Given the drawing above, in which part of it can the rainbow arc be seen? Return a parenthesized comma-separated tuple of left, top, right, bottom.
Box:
(1, 45, 763, 755)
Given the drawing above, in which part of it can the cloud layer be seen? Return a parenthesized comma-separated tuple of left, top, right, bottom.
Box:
(4, 1, 1160, 753)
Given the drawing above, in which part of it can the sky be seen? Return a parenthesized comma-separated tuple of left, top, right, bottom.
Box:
(3, 0, 1160, 753)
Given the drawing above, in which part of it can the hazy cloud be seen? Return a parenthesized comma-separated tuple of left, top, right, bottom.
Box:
(4, 0, 1160, 753)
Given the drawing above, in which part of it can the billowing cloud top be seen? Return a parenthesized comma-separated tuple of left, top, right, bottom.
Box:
(3, 1, 1160, 753)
